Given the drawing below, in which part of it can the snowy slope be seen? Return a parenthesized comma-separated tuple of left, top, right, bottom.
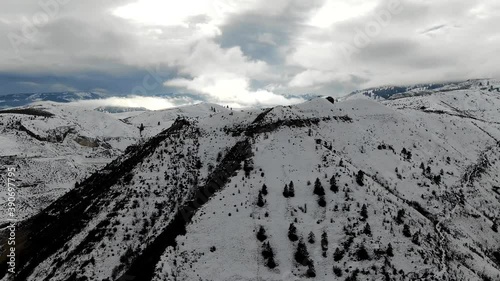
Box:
(343, 79, 500, 102)
(0, 103, 139, 222)
(2, 87, 500, 281)
(0, 102, 231, 223)
(122, 103, 231, 138)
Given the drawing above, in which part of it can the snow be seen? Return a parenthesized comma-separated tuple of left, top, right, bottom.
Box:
(5, 79, 500, 281)
(0, 136, 19, 156)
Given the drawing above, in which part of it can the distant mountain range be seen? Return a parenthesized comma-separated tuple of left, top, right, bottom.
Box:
(343, 79, 500, 101)
(0, 92, 106, 108)
(0, 91, 322, 110)
(1, 80, 499, 111)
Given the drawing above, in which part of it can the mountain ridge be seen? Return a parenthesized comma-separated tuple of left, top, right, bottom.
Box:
(1, 87, 500, 280)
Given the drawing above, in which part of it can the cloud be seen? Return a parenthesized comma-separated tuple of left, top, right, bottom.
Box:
(286, 0, 500, 89)
(70, 96, 198, 110)
(0, 0, 499, 103)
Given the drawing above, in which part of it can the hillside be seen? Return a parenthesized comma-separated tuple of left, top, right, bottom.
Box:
(1, 88, 500, 281)
(343, 79, 500, 102)
(0, 103, 140, 223)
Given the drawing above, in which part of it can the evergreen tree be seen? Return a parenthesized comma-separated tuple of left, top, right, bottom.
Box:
(306, 264, 316, 278)
(426, 166, 431, 175)
(257, 191, 265, 208)
(433, 174, 442, 185)
(318, 196, 326, 207)
(412, 232, 420, 245)
(257, 226, 267, 242)
(288, 223, 298, 242)
(333, 266, 343, 277)
(262, 241, 273, 258)
(313, 178, 325, 196)
(360, 204, 368, 220)
(261, 184, 268, 196)
(321, 232, 329, 257)
(333, 247, 345, 261)
(356, 170, 365, 186)
(396, 209, 405, 224)
(403, 224, 412, 238)
(138, 123, 145, 137)
(283, 184, 289, 198)
(288, 181, 295, 197)
(356, 244, 370, 261)
(363, 223, 372, 236)
(386, 243, 394, 257)
(493, 221, 499, 233)
(262, 242, 277, 269)
(266, 255, 277, 269)
(294, 239, 311, 266)
(308, 231, 316, 244)
(330, 175, 339, 193)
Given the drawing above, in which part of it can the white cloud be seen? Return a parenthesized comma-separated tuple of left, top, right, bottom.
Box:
(166, 74, 303, 107)
(286, 0, 500, 90)
(308, 0, 378, 27)
(70, 96, 197, 110)
(163, 40, 301, 107)
(289, 70, 352, 88)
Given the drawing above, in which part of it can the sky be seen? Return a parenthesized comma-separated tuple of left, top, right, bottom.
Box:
(0, 0, 499, 107)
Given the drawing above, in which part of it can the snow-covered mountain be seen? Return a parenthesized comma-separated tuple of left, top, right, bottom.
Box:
(0, 102, 236, 223)
(2, 82, 500, 281)
(0, 102, 140, 222)
(343, 79, 500, 101)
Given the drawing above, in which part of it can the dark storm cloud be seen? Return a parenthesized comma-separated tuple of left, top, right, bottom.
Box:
(216, 0, 324, 64)
(0, 69, 179, 95)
